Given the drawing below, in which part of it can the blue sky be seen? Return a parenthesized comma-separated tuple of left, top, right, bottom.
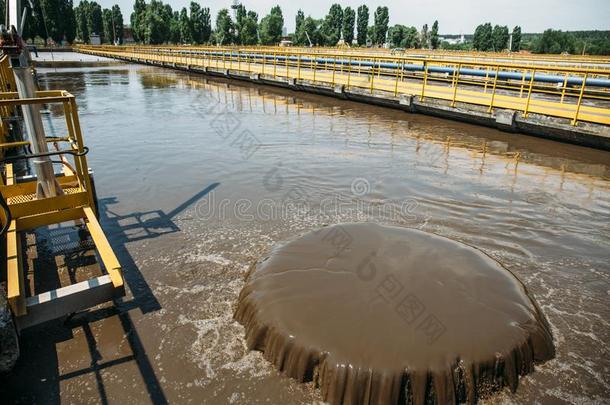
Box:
(79, 0, 610, 34)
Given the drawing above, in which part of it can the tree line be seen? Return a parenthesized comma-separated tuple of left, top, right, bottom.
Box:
(1, 0, 608, 55)
(472, 23, 521, 52)
(294, 5, 391, 47)
(0, 0, 123, 45)
(527, 29, 610, 55)
(470, 24, 610, 54)
(75, 1, 124, 44)
(0, 0, 77, 44)
(128, 2, 439, 49)
(128, 1, 284, 45)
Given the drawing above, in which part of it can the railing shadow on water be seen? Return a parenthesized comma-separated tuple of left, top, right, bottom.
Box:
(0, 182, 220, 405)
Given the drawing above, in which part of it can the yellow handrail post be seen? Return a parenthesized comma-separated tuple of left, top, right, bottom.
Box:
(370, 59, 376, 94)
(571, 73, 588, 126)
(483, 68, 490, 93)
(421, 61, 429, 100)
(488, 65, 500, 112)
(68, 98, 96, 213)
(523, 68, 537, 118)
(451, 63, 462, 107)
(560, 73, 568, 103)
(393, 60, 400, 96)
(347, 57, 352, 90)
(297, 54, 301, 80)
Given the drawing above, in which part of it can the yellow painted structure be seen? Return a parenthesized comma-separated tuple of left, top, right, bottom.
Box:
(78, 46, 610, 126)
(251, 46, 610, 69)
(0, 55, 123, 326)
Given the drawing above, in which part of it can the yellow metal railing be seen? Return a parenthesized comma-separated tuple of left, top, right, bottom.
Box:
(0, 55, 17, 146)
(245, 45, 610, 68)
(0, 61, 124, 320)
(77, 45, 610, 126)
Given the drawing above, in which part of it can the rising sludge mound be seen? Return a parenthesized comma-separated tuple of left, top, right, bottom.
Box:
(234, 223, 555, 404)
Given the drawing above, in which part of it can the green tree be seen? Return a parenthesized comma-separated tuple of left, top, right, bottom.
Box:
(141, 0, 169, 44)
(373, 6, 388, 45)
(215, 8, 235, 45)
(295, 13, 318, 46)
(473, 22, 493, 51)
(40, 0, 63, 43)
(295, 9, 305, 42)
(190, 2, 202, 43)
(102, 8, 114, 43)
(430, 20, 439, 49)
(240, 11, 258, 45)
(234, 4, 246, 44)
(75, 2, 90, 43)
(303, 17, 322, 46)
(88, 1, 104, 38)
(482, 23, 493, 50)
(179, 8, 192, 43)
(187, 2, 211, 44)
(112, 5, 124, 44)
(473, 24, 483, 50)
(356, 5, 368, 46)
(511, 26, 521, 51)
(200, 7, 212, 43)
(259, 5, 283, 45)
(403, 26, 420, 48)
(342, 6, 355, 45)
(61, 0, 77, 43)
(388, 24, 405, 48)
(367, 25, 375, 44)
(492, 25, 509, 51)
(130, 0, 147, 42)
(320, 4, 342, 46)
(420, 23, 429, 49)
(23, 0, 45, 42)
(169, 11, 181, 43)
(535, 29, 575, 54)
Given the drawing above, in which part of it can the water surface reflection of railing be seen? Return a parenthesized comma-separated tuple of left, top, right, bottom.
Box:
(172, 72, 609, 182)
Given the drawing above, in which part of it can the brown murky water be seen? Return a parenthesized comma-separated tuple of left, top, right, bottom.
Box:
(1, 58, 609, 404)
(236, 223, 555, 404)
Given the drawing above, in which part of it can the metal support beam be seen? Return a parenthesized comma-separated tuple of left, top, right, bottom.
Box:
(7, 0, 22, 31)
(13, 67, 63, 199)
(16, 275, 116, 330)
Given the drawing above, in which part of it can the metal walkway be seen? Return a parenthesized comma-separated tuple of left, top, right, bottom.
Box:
(77, 46, 610, 127)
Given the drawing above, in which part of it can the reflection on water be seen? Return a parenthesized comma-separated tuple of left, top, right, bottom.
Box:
(16, 64, 610, 404)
